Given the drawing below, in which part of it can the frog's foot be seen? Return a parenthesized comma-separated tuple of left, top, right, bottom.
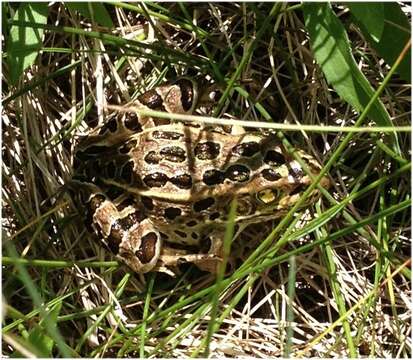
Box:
(157, 245, 222, 274)
(203, 226, 247, 273)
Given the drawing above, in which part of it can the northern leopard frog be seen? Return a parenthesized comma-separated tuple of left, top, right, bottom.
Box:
(72, 78, 330, 274)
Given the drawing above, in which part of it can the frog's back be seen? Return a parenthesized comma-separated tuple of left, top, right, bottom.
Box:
(133, 124, 321, 201)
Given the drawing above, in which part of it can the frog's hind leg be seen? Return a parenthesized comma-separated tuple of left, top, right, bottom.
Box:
(69, 180, 162, 273)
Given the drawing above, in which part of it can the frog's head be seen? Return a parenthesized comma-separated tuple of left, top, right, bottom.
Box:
(226, 142, 330, 222)
(253, 147, 330, 218)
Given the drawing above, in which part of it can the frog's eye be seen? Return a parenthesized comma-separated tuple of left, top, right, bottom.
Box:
(256, 189, 279, 204)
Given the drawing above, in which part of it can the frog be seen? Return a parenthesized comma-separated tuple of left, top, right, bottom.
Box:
(71, 78, 330, 274)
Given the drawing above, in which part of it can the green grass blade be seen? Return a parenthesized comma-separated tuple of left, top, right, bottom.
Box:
(200, 199, 237, 358)
(4, 242, 75, 357)
(66, 2, 114, 27)
(3, 59, 81, 106)
(283, 255, 297, 357)
(213, 2, 283, 117)
(140, 273, 156, 358)
(318, 223, 357, 357)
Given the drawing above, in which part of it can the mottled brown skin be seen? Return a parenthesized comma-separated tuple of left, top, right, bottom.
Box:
(72, 78, 330, 274)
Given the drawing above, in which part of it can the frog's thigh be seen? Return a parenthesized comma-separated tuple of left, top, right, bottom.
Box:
(85, 189, 161, 273)
(117, 219, 162, 273)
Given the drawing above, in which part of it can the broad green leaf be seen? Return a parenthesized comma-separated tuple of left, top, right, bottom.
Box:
(351, 2, 411, 82)
(66, 2, 114, 28)
(27, 301, 62, 357)
(347, 2, 384, 42)
(6, 3, 48, 85)
(27, 327, 54, 357)
(303, 3, 398, 146)
(10, 334, 47, 358)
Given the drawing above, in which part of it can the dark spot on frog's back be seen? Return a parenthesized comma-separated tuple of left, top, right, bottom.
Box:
(194, 141, 220, 160)
(153, 117, 171, 127)
(144, 151, 161, 164)
(124, 112, 142, 132)
(141, 196, 154, 210)
(289, 164, 304, 179)
(175, 78, 194, 112)
(164, 207, 182, 220)
(170, 174, 192, 189)
(261, 168, 281, 181)
(264, 150, 286, 166)
(160, 146, 186, 163)
(152, 130, 183, 140)
(193, 197, 215, 212)
(232, 142, 260, 157)
(135, 232, 158, 264)
(119, 140, 137, 154)
(202, 169, 225, 185)
(98, 117, 118, 135)
(138, 89, 165, 110)
(209, 212, 220, 220)
(225, 164, 250, 182)
(118, 210, 145, 228)
(116, 197, 135, 211)
(290, 183, 306, 195)
(120, 161, 134, 183)
(143, 172, 168, 188)
(107, 220, 123, 254)
(175, 230, 187, 238)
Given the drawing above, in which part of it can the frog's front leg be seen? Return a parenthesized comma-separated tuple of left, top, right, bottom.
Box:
(197, 225, 247, 273)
